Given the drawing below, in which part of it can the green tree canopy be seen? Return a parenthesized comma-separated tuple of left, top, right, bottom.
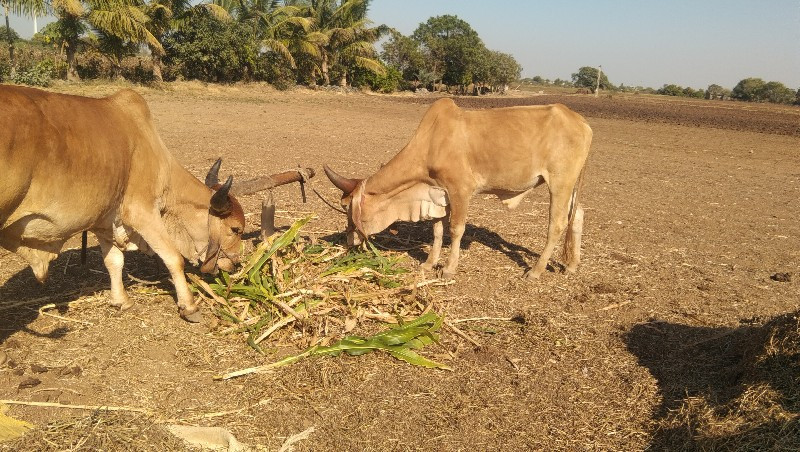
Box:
(380, 28, 424, 84)
(1, 24, 19, 41)
(731, 77, 765, 102)
(705, 83, 729, 100)
(571, 66, 612, 93)
(758, 80, 795, 104)
(163, 6, 259, 82)
(411, 14, 485, 90)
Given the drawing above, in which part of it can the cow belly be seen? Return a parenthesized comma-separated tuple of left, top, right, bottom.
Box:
(485, 175, 545, 210)
(497, 189, 533, 210)
(0, 214, 66, 283)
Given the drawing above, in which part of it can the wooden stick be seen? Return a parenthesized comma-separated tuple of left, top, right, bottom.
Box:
(278, 426, 316, 452)
(450, 316, 516, 324)
(267, 296, 305, 322)
(444, 321, 481, 348)
(598, 300, 632, 311)
(0, 399, 151, 414)
(38, 303, 94, 326)
(232, 168, 315, 197)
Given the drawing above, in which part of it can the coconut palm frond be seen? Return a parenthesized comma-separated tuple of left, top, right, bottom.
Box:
(303, 30, 328, 45)
(51, 0, 84, 16)
(295, 39, 321, 59)
(8, 0, 50, 17)
(202, 2, 233, 22)
(88, 7, 163, 53)
(262, 38, 295, 68)
(354, 55, 385, 76)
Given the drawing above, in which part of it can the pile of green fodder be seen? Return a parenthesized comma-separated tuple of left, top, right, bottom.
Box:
(190, 217, 451, 377)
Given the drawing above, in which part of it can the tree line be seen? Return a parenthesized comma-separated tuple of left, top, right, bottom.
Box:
(1, 0, 521, 93)
(539, 66, 799, 105)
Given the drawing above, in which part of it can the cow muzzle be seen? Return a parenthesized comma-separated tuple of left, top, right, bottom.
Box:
(199, 246, 239, 274)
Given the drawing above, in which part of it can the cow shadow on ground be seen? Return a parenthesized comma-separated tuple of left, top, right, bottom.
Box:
(332, 221, 542, 273)
(0, 246, 175, 344)
(623, 310, 799, 450)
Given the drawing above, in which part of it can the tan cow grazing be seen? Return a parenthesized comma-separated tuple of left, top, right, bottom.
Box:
(324, 98, 592, 280)
(0, 85, 277, 321)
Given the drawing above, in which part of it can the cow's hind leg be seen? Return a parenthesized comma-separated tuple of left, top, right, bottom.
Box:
(564, 204, 584, 273)
(524, 184, 572, 280)
(98, 237, 134, 310)
(421, 219, 444, 272)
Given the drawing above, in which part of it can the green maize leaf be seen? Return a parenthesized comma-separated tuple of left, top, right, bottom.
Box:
(387, 346, 452, 370)
(247, 216, 314, 280)
(257, 312, 451, 369)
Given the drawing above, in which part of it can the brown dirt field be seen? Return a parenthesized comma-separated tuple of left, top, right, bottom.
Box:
(1, 84, 799, 450)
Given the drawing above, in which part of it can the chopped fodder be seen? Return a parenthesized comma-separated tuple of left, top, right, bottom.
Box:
(192, 217, 451, 373)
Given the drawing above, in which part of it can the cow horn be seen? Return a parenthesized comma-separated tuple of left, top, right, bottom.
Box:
(205, 158, 222, 187)
(210, 175, 233, 215)
(323, 164, 360, 194)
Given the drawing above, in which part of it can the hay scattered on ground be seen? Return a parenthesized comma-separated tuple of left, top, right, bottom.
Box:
(6, 411, 187, 451)
(653, 312, 800, 449)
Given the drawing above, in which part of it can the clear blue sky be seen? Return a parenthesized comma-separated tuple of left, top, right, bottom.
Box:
(9, 0, 800, 90)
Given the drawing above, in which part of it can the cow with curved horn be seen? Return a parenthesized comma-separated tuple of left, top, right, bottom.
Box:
(0, 86, 301, 322)
(325, 98, 592, 280)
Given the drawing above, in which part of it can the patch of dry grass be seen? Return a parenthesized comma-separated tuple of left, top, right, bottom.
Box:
(7, 411, 187, 451)
(652, 312, 799, 450)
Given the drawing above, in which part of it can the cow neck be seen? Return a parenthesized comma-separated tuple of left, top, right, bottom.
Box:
(162, 162, 215, 260)
(365, 150, 430, 197)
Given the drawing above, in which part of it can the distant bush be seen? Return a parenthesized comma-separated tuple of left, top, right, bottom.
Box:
(163, 8, 262, 83)
(352, 65, 402, 93)
(10, 61, 54, 87)
(732, 78, 796, 104)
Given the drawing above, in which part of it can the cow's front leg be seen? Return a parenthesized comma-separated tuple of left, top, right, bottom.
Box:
(421, 219, 444, 272)
(441, 198, 469, 280)
(136, 221, 202, 322)
(98, 237, 134, 310)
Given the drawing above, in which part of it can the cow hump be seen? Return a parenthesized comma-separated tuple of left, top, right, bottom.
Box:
(107, 89, 152, 121)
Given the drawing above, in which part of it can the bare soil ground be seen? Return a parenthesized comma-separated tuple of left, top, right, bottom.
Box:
(1, 84, 798, 450)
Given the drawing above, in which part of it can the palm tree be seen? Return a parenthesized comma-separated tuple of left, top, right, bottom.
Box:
(305, 0, 383, 87)
(88, 0, 161, 79)
(213, 0, 313, 76)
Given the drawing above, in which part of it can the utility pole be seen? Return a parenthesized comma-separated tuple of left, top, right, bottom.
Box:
(594, 65, 602, 98)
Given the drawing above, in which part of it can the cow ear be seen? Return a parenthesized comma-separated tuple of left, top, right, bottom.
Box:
(429, 186, 448, 207)
(205, 158, 222, 188)
(210, 175, 233, 216)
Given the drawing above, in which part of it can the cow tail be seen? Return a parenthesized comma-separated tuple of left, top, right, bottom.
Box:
(562, 167, 585, 268)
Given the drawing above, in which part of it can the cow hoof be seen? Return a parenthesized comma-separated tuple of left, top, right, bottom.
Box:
(109, 297, 134, 310)
(420, 263, 435, 272)
(181, 309, 203, 323)
(523, 269, 541, 280)
(441, 271, 455, 281)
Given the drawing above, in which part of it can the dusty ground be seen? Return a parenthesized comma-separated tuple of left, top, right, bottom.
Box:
(1, 84, 798, 450)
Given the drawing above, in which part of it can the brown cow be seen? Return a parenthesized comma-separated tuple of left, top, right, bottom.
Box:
(0, 85, 279, 321)
(325, 98, 592, 280)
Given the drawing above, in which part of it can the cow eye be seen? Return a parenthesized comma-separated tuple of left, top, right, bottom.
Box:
(231, 227, 242, 235)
